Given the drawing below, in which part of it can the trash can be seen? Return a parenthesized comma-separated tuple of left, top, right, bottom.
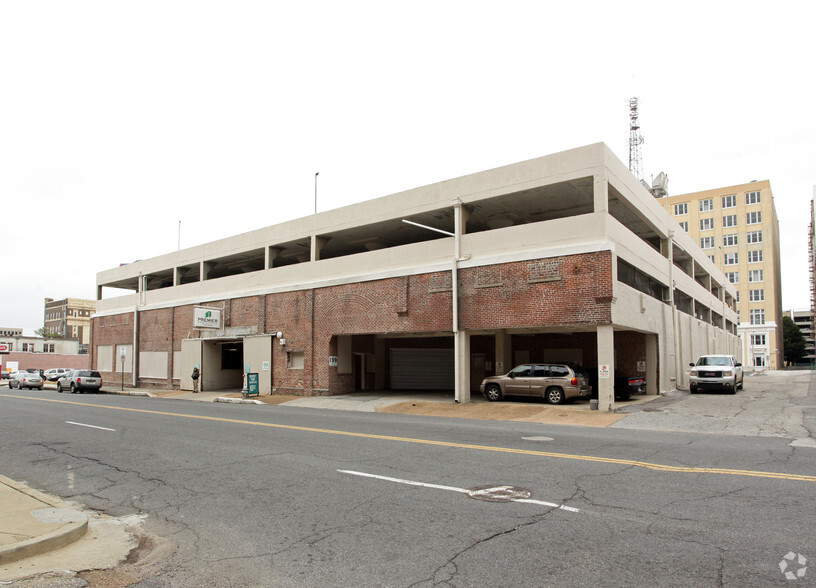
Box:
(589, 399, 599, 410)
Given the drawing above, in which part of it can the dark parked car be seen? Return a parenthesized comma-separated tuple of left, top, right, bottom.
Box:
(480, 363, 592, 404)
(57, 370, 103, 393)
(588, 371, 646, 400)
(9, 372, 44, 390)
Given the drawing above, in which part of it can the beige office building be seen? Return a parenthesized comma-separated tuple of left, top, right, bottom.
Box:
(660, 181, 783, 369)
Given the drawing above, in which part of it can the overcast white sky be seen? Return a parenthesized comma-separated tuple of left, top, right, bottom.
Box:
(2, 1, 814, 335)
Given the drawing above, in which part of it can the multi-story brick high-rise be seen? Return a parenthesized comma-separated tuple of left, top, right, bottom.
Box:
(659, 181, 783, 370)
(43, 298, 96, 347)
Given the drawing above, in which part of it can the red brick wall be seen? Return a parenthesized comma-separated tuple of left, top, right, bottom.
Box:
(459, 252, 613, 329)
(92, 252, 615, 395)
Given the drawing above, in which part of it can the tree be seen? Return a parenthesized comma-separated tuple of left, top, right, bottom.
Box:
(783, 316, 806, 365)
(34, 327, 59, 339)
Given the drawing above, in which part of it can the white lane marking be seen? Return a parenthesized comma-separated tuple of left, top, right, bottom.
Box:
(338, 469, 579, 513)
(66, 421, 115, 431)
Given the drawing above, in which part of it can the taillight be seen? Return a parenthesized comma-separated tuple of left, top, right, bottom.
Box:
(571, 377, 577, 385)
(77, 378, 82, 383)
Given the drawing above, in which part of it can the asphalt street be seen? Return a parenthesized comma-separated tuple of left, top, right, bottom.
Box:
(1, 372, 814, 586)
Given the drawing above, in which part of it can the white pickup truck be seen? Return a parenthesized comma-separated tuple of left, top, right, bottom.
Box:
(688, 355, 744, 394)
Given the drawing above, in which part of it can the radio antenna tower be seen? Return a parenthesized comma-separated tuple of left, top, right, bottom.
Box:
(628, 97, 644, 180)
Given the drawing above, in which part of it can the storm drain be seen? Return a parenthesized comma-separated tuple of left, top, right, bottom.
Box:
(467, 485, 532, 502)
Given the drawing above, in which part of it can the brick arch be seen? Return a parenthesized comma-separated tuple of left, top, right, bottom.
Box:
(320, 292, 378, 315)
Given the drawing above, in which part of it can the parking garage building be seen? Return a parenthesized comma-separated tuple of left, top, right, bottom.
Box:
(92, 143, 740, 411)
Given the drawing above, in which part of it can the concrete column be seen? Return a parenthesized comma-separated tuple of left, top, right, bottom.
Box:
(596, 325, 615, 412)
(593, 170, 609, 213)
(645, 333, 658, 395)
(311, 236, 328, 262)
(201, 261, 212, 281)
(494, 330, 511, 375)
(173, 267, 179, 286)
(454, 330, 471, 404)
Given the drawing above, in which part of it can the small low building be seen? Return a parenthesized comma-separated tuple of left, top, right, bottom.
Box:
(0, 336, 88, 374)
(93, 143, 739, 410)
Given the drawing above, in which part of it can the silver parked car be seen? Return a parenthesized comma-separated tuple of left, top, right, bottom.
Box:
(8, 371, 44, 390)
(689, 355, 744, 394)
(481, 363, 592, 404)
(44, 368, 71, 382)
(57, 370, 103, 393)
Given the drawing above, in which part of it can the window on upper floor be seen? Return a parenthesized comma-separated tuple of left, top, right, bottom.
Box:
(674, 203, 688, 216)
(750, 308, 765, 325)
(700, 236, 715, 249)
(724, 253, 739, 265)
(700, 218, 714, 231)
(679, 221, 688, 232)
(723, 214, 738, 228)
(722, 233, 738, 247)
(748, 250, 763, 263)
(749, 289, 765, 302)
(747, 230, 763, 244)
(722, 194, 736, 208)
(749, 269, 764, 282)
(747, 211, 762, 224)
(746, 191, 761, 205)
(725, 271, 739, 284)
(751, 333, 766, 346)
(699, 199, 714, 212)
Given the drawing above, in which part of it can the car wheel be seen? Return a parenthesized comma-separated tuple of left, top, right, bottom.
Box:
(484, 384, 503, 402)
(737, 378, 743, 390)
(690, 385, 697, 394)
(58, 383, 63, 393)
(545, 387, 566, 405)
(70, 383, 77, 394)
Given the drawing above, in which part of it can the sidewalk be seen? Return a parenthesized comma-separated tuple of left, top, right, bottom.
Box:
(0, 475, 88, 566)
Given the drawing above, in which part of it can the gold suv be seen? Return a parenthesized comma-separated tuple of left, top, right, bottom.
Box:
(480, 363, 592, 404)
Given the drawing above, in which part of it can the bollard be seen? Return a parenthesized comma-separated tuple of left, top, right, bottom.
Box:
(589, 399, 599, 410)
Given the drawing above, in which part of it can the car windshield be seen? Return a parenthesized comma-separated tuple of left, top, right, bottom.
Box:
(697, 357, 732, 367)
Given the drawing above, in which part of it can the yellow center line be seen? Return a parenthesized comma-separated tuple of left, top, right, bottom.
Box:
(4, 393, 815, 483)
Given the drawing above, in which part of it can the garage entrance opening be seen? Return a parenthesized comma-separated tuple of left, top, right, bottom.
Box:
(202, 339, 244, 391)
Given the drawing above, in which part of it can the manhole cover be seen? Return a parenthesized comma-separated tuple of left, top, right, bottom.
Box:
(466, 485, 532, 502)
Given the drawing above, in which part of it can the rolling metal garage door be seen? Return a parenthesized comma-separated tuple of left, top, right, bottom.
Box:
(390, 348, 454, 390)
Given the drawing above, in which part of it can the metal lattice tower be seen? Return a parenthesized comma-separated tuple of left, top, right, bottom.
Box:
(628, 97, 644, 180)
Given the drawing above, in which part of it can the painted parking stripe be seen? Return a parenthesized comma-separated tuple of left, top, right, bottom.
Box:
(338, 469, 580, 512)
(66, 421, 116, 431)
(4, 394, 816, 483)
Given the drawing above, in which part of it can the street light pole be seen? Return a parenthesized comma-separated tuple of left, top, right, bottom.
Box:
(401, 200, 469, 403)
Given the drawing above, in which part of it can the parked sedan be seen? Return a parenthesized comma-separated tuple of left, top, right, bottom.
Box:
(8, 372, 44, 390)
(57, 370, 103, 393)
(689, 355, 743, 394)
(481, 363, 592, 404)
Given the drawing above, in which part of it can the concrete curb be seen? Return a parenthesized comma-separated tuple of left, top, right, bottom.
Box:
(214, 397, 264, 405)
(0, 475, 88, 565)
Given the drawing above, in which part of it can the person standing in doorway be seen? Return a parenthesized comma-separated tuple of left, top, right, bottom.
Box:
(192, 367, 200, 393)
